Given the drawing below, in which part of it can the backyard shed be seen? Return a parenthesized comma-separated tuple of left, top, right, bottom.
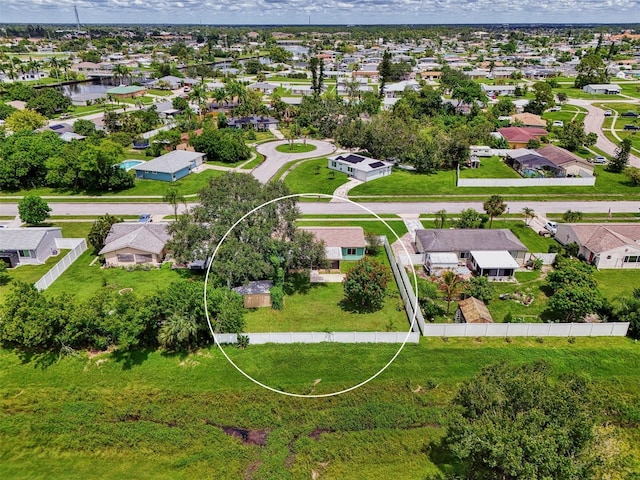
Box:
(455, 297, 494, 324)
(233, 280, 273, 308)
(425, 252, 458, 274)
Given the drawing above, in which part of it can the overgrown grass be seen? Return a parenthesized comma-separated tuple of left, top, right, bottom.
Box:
(1, 337, 639, 479)
(284, 159, 350, 195)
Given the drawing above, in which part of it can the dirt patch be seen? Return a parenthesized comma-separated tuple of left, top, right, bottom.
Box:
(245, 460, 262, 479)
(221, 426, 269, 446)
(308, 428, 332, 440)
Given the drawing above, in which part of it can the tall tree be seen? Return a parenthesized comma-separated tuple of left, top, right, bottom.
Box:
(608, 138, 632, 173)
(342, 257, 391, 313)
(163, 187, 186, 220)
(4, 109, 47, 132)
(88, 213, 122, 253)
(18, 195, 51, 225)
(521, 206, 535, 225)
(378, 50, 392, 100)
(574, 53, 609, 88)
(445, 361, 600, 480)
(483, 195, 507, 228)
(440, 270, 464, 316)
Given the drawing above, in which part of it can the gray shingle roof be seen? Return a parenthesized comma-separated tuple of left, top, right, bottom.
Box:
(415, 229, 527, 253)
(0, 227, 61, 250)
(99, 223, 171, 255)
(132, 150, 205, 174)
(232, 280, 273, 295)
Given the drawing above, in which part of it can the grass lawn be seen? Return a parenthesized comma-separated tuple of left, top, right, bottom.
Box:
(252, 131, 275, 142)
(1, 337, 639, 479)
(296, 220, 408, 241)
(485, 272, 551, 323)
(242, 150, 265, 170)
(284, 159, 350, 195)
(244, 282, 406, 332)
(49, 222, 93, 239)
(45, 251, 197, 301)
(147, 89, 173, 96)
(349, 165, 640, 199)
(594, 269, 640, 300)
(490, 220, 559, 252)
(275, 143, 317, 154)
(458, 156, 520, 179)
(0, 250, 69, 303)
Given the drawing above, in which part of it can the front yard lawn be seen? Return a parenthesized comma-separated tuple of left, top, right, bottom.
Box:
(284, 159, 350, 195)
(459, 156, 520, 179)
(490, 220, 559, 252)
(0, 250, 69, 303)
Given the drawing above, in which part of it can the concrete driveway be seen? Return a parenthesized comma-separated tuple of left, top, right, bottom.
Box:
(252, 140, 336, 183)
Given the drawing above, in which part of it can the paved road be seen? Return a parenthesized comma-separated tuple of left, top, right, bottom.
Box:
(570, 99, 640, 167)
(252, 140, 336, 183)
(2, 200, 639, 219)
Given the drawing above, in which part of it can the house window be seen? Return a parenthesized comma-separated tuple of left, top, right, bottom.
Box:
(117, 253, 135, 263)
(346, 248, 357, 256)
(331, 161, 337, 167)
(624, 256, 638, 263)
(347, 167, 353, 173)
(460, 252, 469, 259)
(135, 254, 153, 264)
(18, 250, 31, 258)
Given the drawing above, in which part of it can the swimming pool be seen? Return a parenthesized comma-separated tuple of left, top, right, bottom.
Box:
(119, 160, 145, 171)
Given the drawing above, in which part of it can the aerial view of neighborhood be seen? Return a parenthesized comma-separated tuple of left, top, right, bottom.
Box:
(0, 1, 640, 477)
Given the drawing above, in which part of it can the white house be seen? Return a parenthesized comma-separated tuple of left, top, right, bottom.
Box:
(327, 154, 393, 182)
(0, 227, 62, 267)
(582, 84, 621, 95)
(555, 223, 640, 269)
(481, 84, 516, 97)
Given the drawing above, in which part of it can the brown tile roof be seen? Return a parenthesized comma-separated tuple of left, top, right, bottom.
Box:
(299, 227, 366, 248)
(512, 112, 546, 127)
(535, 145, 592, 169)
(458, 297, 493, 323)
(564, 224, 640, 254)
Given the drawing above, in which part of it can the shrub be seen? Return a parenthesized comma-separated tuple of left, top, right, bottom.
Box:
(236, 334, 250, 349)
(270, 285, 284, 310)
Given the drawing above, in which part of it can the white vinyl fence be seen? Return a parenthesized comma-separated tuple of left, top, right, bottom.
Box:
(34, 238, 87, 290)
(422, 322, 629, 337)
(214, 331, 420, 345)
(457, 177, 595, 187)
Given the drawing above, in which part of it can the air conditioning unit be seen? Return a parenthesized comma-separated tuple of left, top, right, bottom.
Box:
(51, 249, 58, 255)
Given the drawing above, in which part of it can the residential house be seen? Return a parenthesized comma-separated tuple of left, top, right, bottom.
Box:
(415, 229, 527, 266)
(497, 126, 548, 148)
(106, 85, 147, 99)
(511, 112, 546, 128)
(481, 84, 516, 97)
(467, 250, 520, 280)
(455, 297, 494, 323)
(299, 227, 366, 270)
(232, 280, 273, 308)
(247, 82, 278, 94)
(327, 153, 393, 182)
(535, 145, 594, 177)
(0, 227, 62, 268)
(226, 115, 278, 131)
(132, 150, 206, 182)
(582, 84, 621, 95)
(555, 223, 640, 269)
(99, 223, 171, 267)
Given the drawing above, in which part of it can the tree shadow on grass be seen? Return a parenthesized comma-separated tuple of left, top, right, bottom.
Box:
(423, 437, 463, 479)
(17, 350, 58, 369)
(338, 297, 379, 314)
(111, 348, 150, 370)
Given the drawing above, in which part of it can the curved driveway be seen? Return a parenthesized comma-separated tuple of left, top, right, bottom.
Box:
(569, 99, 640, 168)
(252, 140, 336, 183)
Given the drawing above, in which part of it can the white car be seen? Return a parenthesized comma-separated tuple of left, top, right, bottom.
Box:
(603, 110, 612, 116)
(550, 106, 562, 112)
(552, 120, 564, 127)
(544, 221, 558, 235)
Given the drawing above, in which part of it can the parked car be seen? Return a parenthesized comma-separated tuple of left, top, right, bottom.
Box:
(549, 106, 562, 112)
(591, 156, 607, 164)
(552, 120, 564, 127)
(544, 221, 558, 235)
(603, 110, 612, 116)
(60, 113, 72, 119)
(138, 214, 152, 223)
(623, 124, 640, 131)
(621, 111, 638, 118)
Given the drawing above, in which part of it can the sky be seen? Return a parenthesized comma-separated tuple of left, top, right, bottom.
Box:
(1, 0, 640, 25)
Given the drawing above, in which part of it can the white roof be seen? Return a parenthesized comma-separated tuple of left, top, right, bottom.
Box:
(325, 246, 343, 260)
(427, 252, 458, 264)
(470, 250, 520, 269)
(132, 150, 204, 174)
(585, 83, 621, 89)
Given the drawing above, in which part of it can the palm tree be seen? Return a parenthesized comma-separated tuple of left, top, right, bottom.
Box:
(58, 57, 71, 82)
(212, 87, 227, 107)
(163, 187, 186, 220)
(434, 209, 447, 229)
(483, 195, 507, 228)
(158, 312, 198, 350)
(522, 207, 535, 226)
(188, 83, 209, 119)
(112, 64, 131, 85)
(440, 270, 464, 316)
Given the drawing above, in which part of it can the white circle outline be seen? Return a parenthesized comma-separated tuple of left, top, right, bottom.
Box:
(203, 193, 419, 398)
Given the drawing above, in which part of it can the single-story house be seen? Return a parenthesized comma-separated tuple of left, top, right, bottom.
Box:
(106, 85, 147, 99)
(511, 112, 546, 128)
(497, 127, 548, 149)
(247, 82, 278, 94)
(0, 227, 62, 267)
(535, 145, 594, 177)
(455, 297, 494, 323)
(425, 252, 459, 275)
(299, 226, 366, 270)
(468, 250, 520, 280)
(555, 223, 640, 269)
(232, 280, 273, 308)
(415, 229, 527, 265)
(99, 223, 171, 267)
(470, 146, 492, 157)
(507, 149, 564, 178)
(226, 115, 278, 131)
(151, 75, 198, 89)
(132, 150, 206, 182)
(582, 84, 621, 95)
(481, 84, 516, 97)
(327, 153, 393, 183)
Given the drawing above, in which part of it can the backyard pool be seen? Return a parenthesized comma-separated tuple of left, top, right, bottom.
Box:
(119, 160, 145, 171)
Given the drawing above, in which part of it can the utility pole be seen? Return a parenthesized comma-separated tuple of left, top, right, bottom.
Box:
(74, 6, 81, 32)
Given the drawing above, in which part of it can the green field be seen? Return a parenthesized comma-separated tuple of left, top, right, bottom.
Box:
(1, 337, 639, 479)
(275, 143, 317, 154)
(284, 159, 350, 195)
(458, 156, 520, 179)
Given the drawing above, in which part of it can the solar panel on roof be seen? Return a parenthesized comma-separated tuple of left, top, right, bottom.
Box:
(50, 124, 65, 130)
(343, 154, 365, 164)
(369, 161, 385, 168)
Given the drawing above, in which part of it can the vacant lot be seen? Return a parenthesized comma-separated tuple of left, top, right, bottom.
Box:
(284, 159, 350, 195)
(1, 337, 639, 479)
